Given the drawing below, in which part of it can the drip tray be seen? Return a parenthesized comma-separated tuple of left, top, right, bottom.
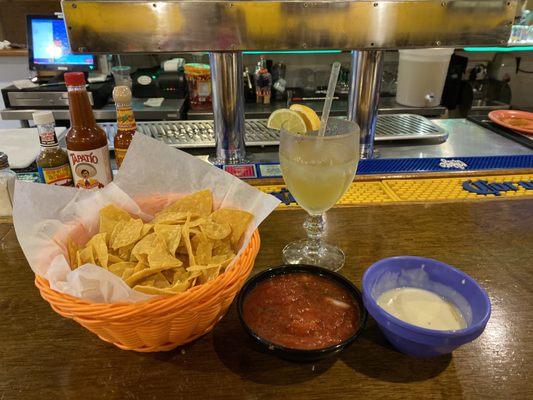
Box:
(375, 114, 447, 142)
(99, 115, 447, 150)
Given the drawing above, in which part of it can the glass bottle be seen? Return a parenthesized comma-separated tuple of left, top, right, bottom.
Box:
(64, 72, 112, 189)
(33, 111, 73, 186)
(0, 152, 17, 217)
(254, 56, 272, 104)
(113, 85, 136, 168)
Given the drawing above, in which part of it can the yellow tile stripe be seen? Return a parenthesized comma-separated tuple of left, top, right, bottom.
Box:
(258, 173, 533, 207)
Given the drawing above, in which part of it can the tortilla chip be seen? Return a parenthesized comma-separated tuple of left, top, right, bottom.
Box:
(125, 265, 178, 287)
(147, 238, 183, 269)
(87, 233, 108, 268)
(108, 253, 125, 264)
(210, 208, 253, 247)
(195, 238, 213, 265)
(99, 204, 131, 241)
(182, 215, 196, 266)
(77, 246, 95, 266)
(118, 242, 135, 262)
(131, 232, 157, 260)
(139, 276, 155, 286)
(154, 224, 182, 255)
(151, 272, 171, 288)
(186, 264, 220, 272)
(200, 220, 231, 240)
(188, 217, 207, 228)
(140, 223, 154, 238)
(133, 261, 147, 274)
(109, 220, 127, 248)
(198, 267, 221, 284)
(100, 204, 131, 221)
(167, 279, 191, 293)
(67, 237, 79, 269)
(108, 261, 136, 278)
(176, 244, 188, 255)
(132, 285, 176, 295)
(161, 189, 213, 217)
(189, 227, 202, 236)
(213, 238, 233, 256)
(122, 267, 135, 281)
(151, 211, 189, 225)
(162, 269, 176, 284)
(211, 254, 235, 266)
(171, 268, 189, 284)
(112, 219, 143, 249)
(135, 253, 148, 265)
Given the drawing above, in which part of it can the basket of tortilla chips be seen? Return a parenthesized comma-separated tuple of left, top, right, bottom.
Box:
(34, 189, 260, 352)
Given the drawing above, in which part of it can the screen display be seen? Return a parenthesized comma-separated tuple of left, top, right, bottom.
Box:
(31, 19, 94, 67)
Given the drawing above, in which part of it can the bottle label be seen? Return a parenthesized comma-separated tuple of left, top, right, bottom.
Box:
(115, 147, 127, 168)
(197, 81, 211, 98)
(38, 163, 74, 186)
(68, 145, 112, 189)
(39, 128, 59, 147)
(116, 106, 137, 131)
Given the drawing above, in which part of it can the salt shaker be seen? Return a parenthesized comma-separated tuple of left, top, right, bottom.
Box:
(0, 152, 17, 217)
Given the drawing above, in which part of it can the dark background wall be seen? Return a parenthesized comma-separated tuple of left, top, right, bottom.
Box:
(0, 1, 61, 45)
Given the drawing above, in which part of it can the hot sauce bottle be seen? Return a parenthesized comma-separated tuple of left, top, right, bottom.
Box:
(112, 85, 136, 168)
(64, 72, 112, 189)
(33, 111, 73, 186)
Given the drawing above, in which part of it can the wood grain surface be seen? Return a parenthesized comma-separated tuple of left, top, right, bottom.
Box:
(1, 199, 532, 400)
(0, 49, 28, 57)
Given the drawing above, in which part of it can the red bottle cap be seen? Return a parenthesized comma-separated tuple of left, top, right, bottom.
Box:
(64, 72, 86, 86)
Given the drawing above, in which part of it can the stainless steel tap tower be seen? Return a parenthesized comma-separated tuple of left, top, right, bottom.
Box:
(209, 52, 246, 163)
(348, 50, 384, 159)
(62, 0, 516, 163)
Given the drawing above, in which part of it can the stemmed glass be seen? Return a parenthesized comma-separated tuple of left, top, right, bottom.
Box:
(279, 118, 360, 271)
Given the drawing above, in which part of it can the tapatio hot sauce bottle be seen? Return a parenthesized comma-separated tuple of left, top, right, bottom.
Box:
(64, 72, 112, 189)
(112, 85, 136, 168)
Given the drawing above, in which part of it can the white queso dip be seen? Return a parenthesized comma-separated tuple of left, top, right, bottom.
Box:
(376, 287, 467, 331)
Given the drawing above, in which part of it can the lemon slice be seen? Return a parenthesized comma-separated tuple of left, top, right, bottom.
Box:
(289, 104, 321, 131)
(267, 109, 308, 134)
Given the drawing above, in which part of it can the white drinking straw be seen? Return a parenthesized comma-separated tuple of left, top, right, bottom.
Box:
(318, 62, 341, 137)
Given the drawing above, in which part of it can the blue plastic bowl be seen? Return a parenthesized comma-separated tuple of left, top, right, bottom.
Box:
(362, 256, 491, 357)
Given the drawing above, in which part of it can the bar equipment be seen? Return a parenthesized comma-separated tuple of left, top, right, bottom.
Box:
(395, 49, 455, 108)
(96, 116, 448, 150)
(61, 0, 517, 164)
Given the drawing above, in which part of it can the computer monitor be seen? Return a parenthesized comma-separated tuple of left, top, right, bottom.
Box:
(27, 14, 96, 72)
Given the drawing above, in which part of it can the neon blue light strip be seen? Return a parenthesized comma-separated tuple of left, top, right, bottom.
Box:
(463, 46, 533, 52)
(243, 50, 343, 55)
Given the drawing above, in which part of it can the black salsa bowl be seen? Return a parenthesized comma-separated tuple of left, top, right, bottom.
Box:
(236, 264, 367, 362)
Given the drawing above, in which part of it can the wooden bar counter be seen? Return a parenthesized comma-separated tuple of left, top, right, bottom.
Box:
(1, 198, 532, 399)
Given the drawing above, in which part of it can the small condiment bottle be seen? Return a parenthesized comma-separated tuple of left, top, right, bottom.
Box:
(33, 111, 73, 187)
(65, 72, 112, 189)
(112, 86, 136, 168)
(0, 152, 17, 217)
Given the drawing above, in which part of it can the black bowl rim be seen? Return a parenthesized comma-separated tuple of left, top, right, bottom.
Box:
(236, 264, 368, 356)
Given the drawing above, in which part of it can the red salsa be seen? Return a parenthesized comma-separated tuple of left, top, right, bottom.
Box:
(242, 272, 360, 350)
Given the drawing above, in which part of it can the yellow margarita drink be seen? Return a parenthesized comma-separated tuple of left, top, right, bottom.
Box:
(280, 148, 357, 215)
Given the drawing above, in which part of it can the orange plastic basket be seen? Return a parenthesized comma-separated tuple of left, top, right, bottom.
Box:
(35, 230, 260, 352)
